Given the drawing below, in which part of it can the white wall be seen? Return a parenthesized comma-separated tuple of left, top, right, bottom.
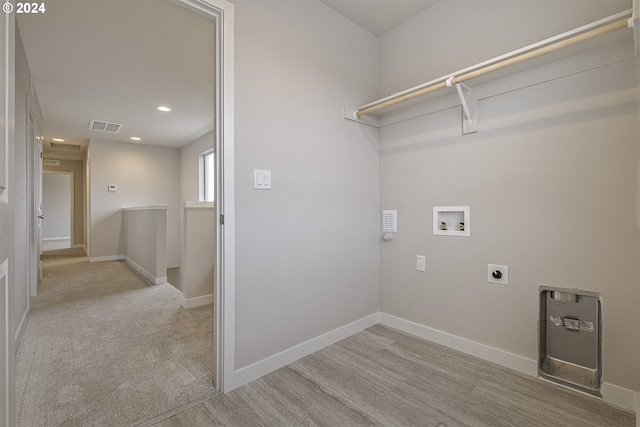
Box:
(180, 131, 213, 203)
(88, 139, 180, 266)
(232, 0, 380, 370)
(42, 173, 71, 240)
(378, 0, 639, 396)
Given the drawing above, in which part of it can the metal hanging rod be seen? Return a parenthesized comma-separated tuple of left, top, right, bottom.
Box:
(355, 9, 634, 118)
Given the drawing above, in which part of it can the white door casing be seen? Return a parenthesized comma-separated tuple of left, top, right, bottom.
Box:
(170, 0, 234, 392)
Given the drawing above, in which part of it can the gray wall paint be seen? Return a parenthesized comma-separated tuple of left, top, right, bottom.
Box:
(89, 139, 180, 266)
(378, 1, 639, 392)
(378, 0, 632, 97)
(14, 27, 40, 348)
(179, 131, 213, 203)
(233, 0, 380, 369)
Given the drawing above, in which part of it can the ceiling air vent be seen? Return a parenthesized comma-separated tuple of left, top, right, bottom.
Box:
(89, 119, 122, 134)
(50, 142, 81, 151)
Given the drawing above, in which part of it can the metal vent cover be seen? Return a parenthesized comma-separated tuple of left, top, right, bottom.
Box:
(89, 119, 122, 134)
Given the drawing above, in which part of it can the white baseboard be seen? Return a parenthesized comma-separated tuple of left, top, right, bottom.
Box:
(124, 256, 166, 285)
(229, 312, 380, 391)
(43, 237, 70, 241)
(182, 293, 214, 309)
(90, 255, 124, 263)
(601, 382, 638, 414)
(379, 313, 537, 376)
(379, 312, 638, 413)
(14, 305, 28, 349)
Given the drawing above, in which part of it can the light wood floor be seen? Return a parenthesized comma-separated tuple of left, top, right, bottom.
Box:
(152, 324, 635, 427)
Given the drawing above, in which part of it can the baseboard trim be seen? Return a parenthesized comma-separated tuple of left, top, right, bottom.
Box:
(379, 312, 637, 413)
(379, 313, 537, 376)
(43, 237, 70, 241)
(90, 255, 124, 263)
(14, 305, 28, 349)
(601, 382, 639, 414)
(124, 256, 166, 285)
(229, 312, 379, 391)
(182, 294, 214, 309)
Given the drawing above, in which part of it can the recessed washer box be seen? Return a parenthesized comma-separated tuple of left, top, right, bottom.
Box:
(433, 206, 469, 236)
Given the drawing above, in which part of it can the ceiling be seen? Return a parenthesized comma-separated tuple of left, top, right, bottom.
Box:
(17, 0, 215, 160)
(320, 0, 440, 36)
(17, 0, 438, 161)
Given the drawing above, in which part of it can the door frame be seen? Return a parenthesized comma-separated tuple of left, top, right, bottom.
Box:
(27, 106, 43, 297)
(171, 0, 235, 392)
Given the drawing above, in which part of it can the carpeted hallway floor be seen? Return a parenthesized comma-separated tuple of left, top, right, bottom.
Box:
(16, 248, 216, 426)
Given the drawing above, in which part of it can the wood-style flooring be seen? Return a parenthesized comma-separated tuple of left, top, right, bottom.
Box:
(152, 324, 635, 427)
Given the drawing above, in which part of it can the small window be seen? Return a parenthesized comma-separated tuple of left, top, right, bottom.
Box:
(200, 150, 214, 202)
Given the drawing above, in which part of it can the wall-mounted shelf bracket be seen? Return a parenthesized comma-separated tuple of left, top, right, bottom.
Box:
(446, 78, 478, 134)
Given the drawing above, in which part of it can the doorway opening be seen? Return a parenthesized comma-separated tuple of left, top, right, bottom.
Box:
(41, 171, 74, 251)
(17, 0, 235, 423)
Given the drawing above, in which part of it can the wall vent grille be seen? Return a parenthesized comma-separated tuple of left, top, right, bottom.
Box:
(89, 119, 122, 134)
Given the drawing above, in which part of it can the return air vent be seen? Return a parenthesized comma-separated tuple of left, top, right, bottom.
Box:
(50, 142, 81, 151)
(89, 119, 122, 134)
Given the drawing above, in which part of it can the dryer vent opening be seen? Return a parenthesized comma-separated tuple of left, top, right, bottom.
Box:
(538, 286, 602, 397)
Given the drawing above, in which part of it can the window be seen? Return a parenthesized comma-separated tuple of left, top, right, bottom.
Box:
(200, 150, 214, 202)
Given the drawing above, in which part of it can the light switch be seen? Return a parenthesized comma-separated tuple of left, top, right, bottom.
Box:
(108, 184, 117, 192)
(254, 169, 272, 190)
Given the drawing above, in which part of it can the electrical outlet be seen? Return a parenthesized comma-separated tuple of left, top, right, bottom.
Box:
(416, 255, 426, 272)
(488, 264, 508, 285)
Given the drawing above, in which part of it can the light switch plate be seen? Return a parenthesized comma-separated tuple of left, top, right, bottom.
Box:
(416, 255, 426, 272)
(254, 169, 271, 190)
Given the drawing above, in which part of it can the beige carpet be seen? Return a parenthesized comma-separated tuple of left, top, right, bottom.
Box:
(16, 248, 216, 426)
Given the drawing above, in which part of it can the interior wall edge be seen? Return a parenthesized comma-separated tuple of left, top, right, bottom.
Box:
(227, 312, 380, 392)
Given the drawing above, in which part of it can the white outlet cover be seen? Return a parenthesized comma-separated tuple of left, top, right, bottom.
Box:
(488, 264, 508, 285)
(416, 255, 426, 272)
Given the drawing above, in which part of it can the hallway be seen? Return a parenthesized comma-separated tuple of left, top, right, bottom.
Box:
(16, 248, 216, 426)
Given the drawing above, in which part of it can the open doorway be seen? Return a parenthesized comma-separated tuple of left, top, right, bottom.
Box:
(41, 171, 73, 251)
(15, 0, 235, 423)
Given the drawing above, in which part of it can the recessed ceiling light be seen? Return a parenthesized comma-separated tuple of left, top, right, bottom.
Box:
(157, 106, 171, 112)
(52, 138, 64, 142)
(130, 137, 141, 141)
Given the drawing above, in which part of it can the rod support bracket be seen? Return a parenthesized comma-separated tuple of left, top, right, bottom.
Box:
(450, 81, 478, 134)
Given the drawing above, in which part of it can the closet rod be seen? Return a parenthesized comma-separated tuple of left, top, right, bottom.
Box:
(356, 11, 632, 117)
